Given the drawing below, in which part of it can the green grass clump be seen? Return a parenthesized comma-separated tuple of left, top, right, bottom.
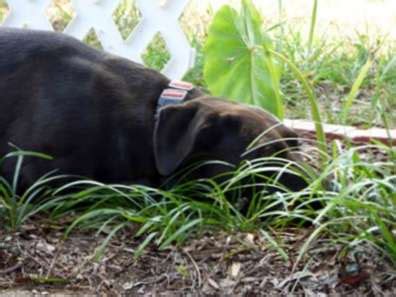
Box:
(278, 29, 396, 127)
(297, 143, 396, 267)
(1, 140, 395, 264)
(0, 149, 67, 231)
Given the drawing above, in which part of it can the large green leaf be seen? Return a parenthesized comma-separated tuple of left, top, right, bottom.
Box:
(203, 0, 284, 118)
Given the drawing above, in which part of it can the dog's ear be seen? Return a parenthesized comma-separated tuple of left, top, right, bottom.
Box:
(153, 102, 208, 176)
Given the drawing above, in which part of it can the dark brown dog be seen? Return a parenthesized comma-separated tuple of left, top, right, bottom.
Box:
(0, 28, 306, 191)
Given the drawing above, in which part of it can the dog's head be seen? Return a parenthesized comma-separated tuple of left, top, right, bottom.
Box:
(154, 97, 307, 190)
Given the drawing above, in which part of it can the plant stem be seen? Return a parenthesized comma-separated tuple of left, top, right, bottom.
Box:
(308, 0, 318, 53)
(270, 49, 328, 160)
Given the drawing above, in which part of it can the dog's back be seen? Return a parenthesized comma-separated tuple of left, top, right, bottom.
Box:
(0, 28, 168, 187)
(0, 27, 103, 67)
(0, 29, 102, 155)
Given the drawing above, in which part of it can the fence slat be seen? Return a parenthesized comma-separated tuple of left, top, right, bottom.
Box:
(1, 0, 194, 79)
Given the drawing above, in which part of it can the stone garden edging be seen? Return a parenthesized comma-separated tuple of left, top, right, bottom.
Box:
(284, 119, 396, 145)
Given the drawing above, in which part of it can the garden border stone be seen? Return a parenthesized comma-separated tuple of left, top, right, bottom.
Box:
(284, 119, 396, 145)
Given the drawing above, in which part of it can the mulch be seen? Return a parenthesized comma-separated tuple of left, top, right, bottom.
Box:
(1, 219, 395, 296)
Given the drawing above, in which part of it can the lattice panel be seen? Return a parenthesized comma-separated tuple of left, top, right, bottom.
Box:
(1, 0, 194, 79)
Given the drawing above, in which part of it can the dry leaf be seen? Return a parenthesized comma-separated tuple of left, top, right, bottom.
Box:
(207, 277, 220, 290)
(229, 262, 241, 279)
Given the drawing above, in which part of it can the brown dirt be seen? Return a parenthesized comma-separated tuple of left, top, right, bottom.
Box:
(0, 219, 395, 296)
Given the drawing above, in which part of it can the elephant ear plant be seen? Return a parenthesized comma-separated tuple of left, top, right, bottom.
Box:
(204, 0, 327, 157)
(203, 0, 284, 119)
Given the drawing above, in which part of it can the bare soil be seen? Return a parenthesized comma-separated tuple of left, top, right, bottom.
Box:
(1, 218, 395, 296)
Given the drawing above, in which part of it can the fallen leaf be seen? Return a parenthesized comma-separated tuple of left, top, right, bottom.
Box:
(229, 262, 241, 279)
(339, 271, 369, 287)
(207, 277, 220, 290)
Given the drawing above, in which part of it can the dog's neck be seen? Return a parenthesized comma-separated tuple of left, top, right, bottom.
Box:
(156, 80, 194, 114)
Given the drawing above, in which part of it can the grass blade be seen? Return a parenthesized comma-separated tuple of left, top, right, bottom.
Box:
(308, 0, 318, 53)
(270, 49, 327, 158)
(340, 58, 372, 124)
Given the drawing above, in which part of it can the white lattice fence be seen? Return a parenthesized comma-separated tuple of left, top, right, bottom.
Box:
(1, 0, 195, 79)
